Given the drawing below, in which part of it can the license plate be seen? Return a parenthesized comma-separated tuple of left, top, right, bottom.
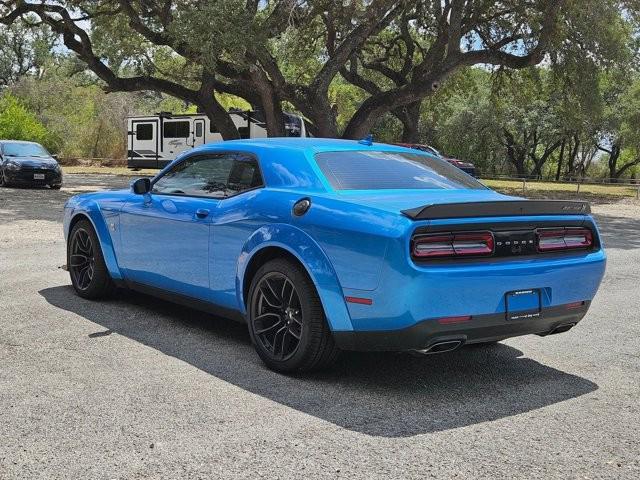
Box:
(33, 173, 45, 180)
(505, 289, 541, 321)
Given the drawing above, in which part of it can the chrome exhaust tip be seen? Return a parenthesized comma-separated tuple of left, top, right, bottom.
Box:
(414, 339, 464, 355)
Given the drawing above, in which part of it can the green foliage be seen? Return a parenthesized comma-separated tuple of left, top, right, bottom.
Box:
(8, 56, 193, 159)
(0, 93, 60, 152)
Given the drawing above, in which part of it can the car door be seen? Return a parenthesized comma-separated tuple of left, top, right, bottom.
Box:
(207, 153, 265, 310)
(119, 153, 236, 300)
(129, 120, 159, 168)
(193, 119, 206, 147)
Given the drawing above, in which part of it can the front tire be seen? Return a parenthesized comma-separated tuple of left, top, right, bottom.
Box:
(67, 219, 115, 299)
(0, 168, 8, 187)
(247, 258, 340, 373)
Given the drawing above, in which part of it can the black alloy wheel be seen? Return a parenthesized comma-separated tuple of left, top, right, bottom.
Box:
(252, 272, 304, 361)
(67, 219, 116, 299)
(248, 258, 340, 373)
(69, 227, 95, 291)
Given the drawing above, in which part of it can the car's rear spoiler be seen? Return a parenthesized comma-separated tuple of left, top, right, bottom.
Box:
(401, 200, 591, 220)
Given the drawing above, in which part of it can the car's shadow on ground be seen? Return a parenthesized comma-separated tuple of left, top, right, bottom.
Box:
(39, 285, 598, 438)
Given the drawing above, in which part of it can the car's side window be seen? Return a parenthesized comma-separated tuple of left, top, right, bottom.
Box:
(152, 153, 262, 199)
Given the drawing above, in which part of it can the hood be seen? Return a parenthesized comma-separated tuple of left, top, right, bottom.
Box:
(323, 189, 517, 215)
(5, 156, 59, 168)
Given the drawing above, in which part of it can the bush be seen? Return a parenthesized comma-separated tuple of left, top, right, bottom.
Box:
(0, 92, 61, 152)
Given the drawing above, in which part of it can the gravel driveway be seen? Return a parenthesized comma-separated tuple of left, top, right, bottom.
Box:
(0, 174, 639, 479)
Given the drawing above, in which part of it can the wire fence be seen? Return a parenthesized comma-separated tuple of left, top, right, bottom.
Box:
(481, 175, 640, 199)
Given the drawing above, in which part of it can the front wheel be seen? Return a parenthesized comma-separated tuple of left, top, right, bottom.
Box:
(247, 258, 340, 373)
(67, 219, 116, 299)
(0, 168, 8, 187)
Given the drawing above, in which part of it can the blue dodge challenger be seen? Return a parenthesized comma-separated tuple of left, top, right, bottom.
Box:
(63, 138, 606, 372)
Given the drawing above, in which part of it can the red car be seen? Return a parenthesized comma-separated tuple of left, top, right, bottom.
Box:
(394, 143, 477, 177)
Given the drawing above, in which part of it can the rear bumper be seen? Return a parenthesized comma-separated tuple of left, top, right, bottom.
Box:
(333, 302, 590, 351)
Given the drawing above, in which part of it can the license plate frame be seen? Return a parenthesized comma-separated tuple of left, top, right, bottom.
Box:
(505, 289, 542, 321)
(33, 173, 45, 180)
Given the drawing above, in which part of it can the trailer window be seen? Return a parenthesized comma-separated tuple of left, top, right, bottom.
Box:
(238, 126, 250, 139)
(136, 124, 153, 140)
(164, 121, 190, 138)
(195, 122, 203, 138)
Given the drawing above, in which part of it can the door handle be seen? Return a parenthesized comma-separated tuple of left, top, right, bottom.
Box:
(196, 209, 209, 219)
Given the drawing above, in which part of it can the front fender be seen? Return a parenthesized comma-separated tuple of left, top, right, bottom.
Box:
(65, 199, 123, 281)
(236, 224, 354, 332)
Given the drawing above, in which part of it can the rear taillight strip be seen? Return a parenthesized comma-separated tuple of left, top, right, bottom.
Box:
(536, 227, 593, 252)
(412, 226, 595, 260)
(413, 231, 494, 258)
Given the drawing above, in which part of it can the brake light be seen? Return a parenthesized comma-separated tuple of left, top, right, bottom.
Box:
(536, 228, 593, 252)
(413, 232, 494, 258)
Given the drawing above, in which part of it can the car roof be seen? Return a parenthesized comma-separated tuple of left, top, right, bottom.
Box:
(0, 140, 41, 146)
(203, 137, 419, 154)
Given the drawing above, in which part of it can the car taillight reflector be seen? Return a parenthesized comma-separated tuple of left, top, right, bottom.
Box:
(565, 301, 585, 310)
(537, 228, 593, 252)
(413, 232, 494, 258)
(437, 315, 472, 325)
(345, 296, 373, 305)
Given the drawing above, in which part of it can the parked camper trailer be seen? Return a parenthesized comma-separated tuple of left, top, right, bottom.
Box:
(127, 111, 307, 168)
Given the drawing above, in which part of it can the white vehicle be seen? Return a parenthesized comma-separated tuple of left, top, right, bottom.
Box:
(127, 110, 308, 168)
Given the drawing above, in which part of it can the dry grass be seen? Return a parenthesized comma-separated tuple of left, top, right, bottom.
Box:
(62, 165, 157, 176)
(483, 178, 639, 200)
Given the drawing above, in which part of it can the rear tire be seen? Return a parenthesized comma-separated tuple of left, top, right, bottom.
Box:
(51, 184, 62, 190)
(247, 258, 340, 373)
(67, 219, 116, 299)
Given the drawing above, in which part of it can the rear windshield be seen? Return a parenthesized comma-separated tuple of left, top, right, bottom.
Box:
(314, 150, 485, 190)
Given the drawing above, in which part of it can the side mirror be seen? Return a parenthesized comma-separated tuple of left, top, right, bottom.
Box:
(51, 154, 59, 160)
(132, 177, 151, 194)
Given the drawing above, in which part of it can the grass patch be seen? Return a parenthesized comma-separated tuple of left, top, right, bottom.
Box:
(62, 165, 157, 176)
(483, 178, 639, 199)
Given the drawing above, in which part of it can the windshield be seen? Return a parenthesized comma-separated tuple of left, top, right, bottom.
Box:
(314, 150, 485, 190)
(2, 143, 50, 158)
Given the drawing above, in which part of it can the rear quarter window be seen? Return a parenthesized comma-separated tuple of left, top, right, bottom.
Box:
(314, 150, 485, 190)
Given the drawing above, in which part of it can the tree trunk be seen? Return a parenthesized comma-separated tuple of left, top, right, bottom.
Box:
(342, 99, 392, 139)
(395, 101, 421, 143)
(312, 102, 339, 138)
(555, 138, 565, 181)
(251, 69, 286, 137)
(608, 144, 621, 181)
(92, 120, 103, 159)
(198, 76, 240, 140)
(566, 136, 579, 179)
(503, 129, 526, 177)
(530, 140, 562, 178)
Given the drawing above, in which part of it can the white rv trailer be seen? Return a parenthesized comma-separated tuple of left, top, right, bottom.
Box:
(127, 110, 307, 168)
